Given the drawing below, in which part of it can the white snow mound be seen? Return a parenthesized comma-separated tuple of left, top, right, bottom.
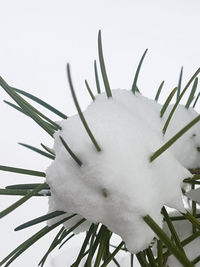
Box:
(46, 90, 190, 253)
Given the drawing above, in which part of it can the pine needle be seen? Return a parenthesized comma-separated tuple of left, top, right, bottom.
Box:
(150, 113, 200, 162)
(155, 81, 164, 102)
(4, 100, 55, 130)
(176, 66, 183, 101)
(131, 49, 148, 94)
(94, 60, 101, 94)
(66, 63, 101, 152)
(193, 92, 200, 108)
(13, 87, 68, 119)
(161, 207, 186, 255)
(136, 252, 149, 267)
(40, 143, 55, 155)
(160, 87, 177, 118)
(0, 183, 47, 219)
(101, 241, 124, 267)
(157, 240, 163, 267)
(18, 142, 55, 160)
(0, 77, 55, 136)
(6, 183, 49, 190)
(0, 188, 49, 196)
(185, 77, 198, 109)
(58, 218, 86, 249)
(4, 100, 30, 117)
(145, 247, 157, 267)
(59, 136, 82, 166)
(98, 30, 112, 98)
(72, 224, 95, 266)
(15, 210, 66, 231)
(85, 80, 95, 101)
(0, 165, 45, 177)
(94, 226, 109, 266)
(38, 227, 66, 266)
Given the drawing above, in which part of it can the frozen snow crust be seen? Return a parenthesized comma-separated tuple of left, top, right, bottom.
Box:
(46, 90, 191, 253)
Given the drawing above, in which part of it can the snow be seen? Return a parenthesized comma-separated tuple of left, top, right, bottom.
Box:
(163, 104, 200, 168)
(163, 210, 200, 267)
(187, 187, 200, 204)
(46, 89, 190, 254)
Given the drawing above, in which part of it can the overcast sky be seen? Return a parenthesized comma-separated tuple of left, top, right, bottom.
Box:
(1, 0, 200, 266)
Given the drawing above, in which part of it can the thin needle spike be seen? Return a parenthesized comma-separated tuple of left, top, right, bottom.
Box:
(185, 77, 198, 109)
(155, 81, 164, 102)
(6, 183, 49, 190)
(136, 252, 149, 267)
(13, 87, 68, 119)
(191, 183, 197, 233)
(150, 113, 200, 162)
(66, 64, 101, 152)
(4, 100, 56, 130)
(15, 210, 66, 231)
(72, 224, 95, 266)
(192, 255, 200, 265)
(85, 225, 105, 265)
(40, 143, 55, 155)
(94, 226, 109, 266)
(182, 231, 200, 247)
(0, 165, 45, 177)
(157, 240, 163, 267)
(131, 49, 148, 94)
(177, 66, 183, 101)
(9, 83, 61, 130)
(163, 68, 200, 135)
(161, 206, 186, 255)
(182, 212, 200, 231)
(38, 227, 66, 266)
(0, 183, 47, 219)
(98, 30, 112, 98)
(193, 92, 200, 108)
(4, 100, 30, 117)
(39, 219, 83, 266)
(57, 233, 75, 249)
(59, 136, 82, 166)
(0, 77, 55, 137)
(160, 87, 177, 118)
(58, 219, 86, 249)
(85, 80, 95, 101)
(145, 247, 157, 267)
(16, 101, 62, 131)
(100, 241, 124, 267)
(94, 60, 101, 94)
(0, 188, 50, 196)
(130, 254, 134, 267)
(18, 142, 55, 160)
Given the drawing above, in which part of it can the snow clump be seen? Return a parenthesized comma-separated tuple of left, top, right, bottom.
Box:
(46, 90, 190, 253)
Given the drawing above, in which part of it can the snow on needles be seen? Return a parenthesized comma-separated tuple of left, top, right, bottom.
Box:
(46, 89, 192, 253)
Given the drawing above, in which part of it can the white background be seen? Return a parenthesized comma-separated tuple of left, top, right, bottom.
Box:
(0, 0, 200, 266)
